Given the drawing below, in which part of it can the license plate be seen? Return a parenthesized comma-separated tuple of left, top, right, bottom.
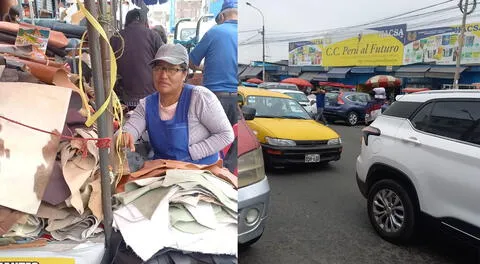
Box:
(305, 154, 321, 163)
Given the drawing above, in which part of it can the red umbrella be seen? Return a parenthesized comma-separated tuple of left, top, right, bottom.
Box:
(365, 75, 401, 88)
(246, 78, 263, 84)
(281, 78, 313, 87)
(318, 82, 355, 89)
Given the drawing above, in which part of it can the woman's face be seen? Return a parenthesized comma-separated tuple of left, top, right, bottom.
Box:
(152, 61, 187, 96)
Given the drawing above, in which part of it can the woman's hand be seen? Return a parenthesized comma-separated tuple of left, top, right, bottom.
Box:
(118, 132, 135, 152)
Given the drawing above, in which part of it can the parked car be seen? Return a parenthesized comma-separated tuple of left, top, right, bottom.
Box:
(237, 105, 270, 247)
(356, 90, 480, 246)
(257, 82, 299, 91)
(238, 86, 342, 168)
(324, 91, 372, 126)
(269, 89, 316, 116)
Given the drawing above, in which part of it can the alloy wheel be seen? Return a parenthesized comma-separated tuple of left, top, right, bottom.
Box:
(372, 189, 405, 233)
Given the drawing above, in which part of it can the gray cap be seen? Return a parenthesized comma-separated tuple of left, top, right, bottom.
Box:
(150, 43, 189, 66)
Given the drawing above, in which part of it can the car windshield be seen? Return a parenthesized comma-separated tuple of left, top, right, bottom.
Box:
(259, 83, 298, 90)
(284, 92, 309, 103)
(277, 84, 298, 90)
(246, 95, 311, 119)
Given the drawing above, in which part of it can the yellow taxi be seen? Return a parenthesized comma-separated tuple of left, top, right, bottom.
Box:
(238, 86, 343, 167)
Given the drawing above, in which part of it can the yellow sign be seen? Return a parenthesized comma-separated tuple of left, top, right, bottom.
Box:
(322, 33, 404, 66)
(288, 24, 407, 67)
(0, 258, 75, 264)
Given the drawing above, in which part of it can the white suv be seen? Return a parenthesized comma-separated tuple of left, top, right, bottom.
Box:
(356, 90, 480, 245)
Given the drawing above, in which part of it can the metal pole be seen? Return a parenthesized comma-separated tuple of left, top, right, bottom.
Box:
(246, 2, 266, 81)
(28, 0, 35, 25)
(119, 0, 124, 30)
(111, 0, 118, 31)
(83, 0, 113, 262)
(453, 0, 470, 89)
(262, 23, 265, 81)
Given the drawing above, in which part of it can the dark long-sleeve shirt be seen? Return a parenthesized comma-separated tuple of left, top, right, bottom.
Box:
(110, 22, 163, 106)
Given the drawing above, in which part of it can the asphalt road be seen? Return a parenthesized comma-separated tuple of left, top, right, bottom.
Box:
(239, 124, 479, 264)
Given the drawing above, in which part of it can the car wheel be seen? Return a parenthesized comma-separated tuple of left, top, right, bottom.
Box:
(346, 112, 359, 126)
(367, 179, 417, 244)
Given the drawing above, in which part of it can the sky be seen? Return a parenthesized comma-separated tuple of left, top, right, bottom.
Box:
(238, 0, 480, 64)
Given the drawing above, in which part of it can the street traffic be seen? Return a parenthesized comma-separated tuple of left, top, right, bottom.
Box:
(239, 124, 479, 264)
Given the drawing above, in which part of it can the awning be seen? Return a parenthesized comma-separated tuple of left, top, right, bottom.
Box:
(327, 67, 351, 79)
(395, 65, 431, 78)
(425, 66, 467, 79)
(238, 65, 248, 76)
(288, 67, 302, 77)
(351, 67, 375, 74)
(239, 66, 263, 79)
(299, 72, 320, 82)
(312, 73, 329, 82)
(375, 66, 401, 73)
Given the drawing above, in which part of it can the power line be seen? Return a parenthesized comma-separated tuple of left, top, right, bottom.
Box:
(239, 5, 477, 45)
(245, 0, 455, 38)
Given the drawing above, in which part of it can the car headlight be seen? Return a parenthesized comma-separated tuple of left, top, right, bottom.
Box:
(327, 138, 342, 145)
(265, 137, 296, 146)
(238, 147, 266, 188)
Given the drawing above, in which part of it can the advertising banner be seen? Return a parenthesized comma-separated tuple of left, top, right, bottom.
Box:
(404, 23, 480, 65)
(288, 39, 325, 66)
(288, 24, 406, 67)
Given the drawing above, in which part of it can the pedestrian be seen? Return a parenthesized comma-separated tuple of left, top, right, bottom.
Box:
(152, 25, 168, 44)
(365, 87, 386, 125)
(110, 8, 164, 110)
(311, 86, 328, 125)
(117, 43, 234, 165)
(188, 0, 238, 173)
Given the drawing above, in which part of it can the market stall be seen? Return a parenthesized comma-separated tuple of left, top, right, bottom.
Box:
(0, 1, 238, 263)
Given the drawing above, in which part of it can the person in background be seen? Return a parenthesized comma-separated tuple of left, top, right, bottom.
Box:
(0, 0, 16, 21)
(365, 87, 387, 125)
(153, 25, 168, 44)
(188, 0, 238, 173)
(110, 8, 164, 110)
(118, 44, 234, 165)
(311, 86, 328, 125)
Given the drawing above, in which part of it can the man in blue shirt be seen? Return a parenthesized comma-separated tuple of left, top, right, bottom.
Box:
(311, 87, 328, 125)
(189, 0, 238, 126)
(189, 0, 238, 174)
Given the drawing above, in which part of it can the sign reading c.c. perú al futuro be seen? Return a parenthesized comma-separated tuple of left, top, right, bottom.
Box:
(288, 24, 406, 67)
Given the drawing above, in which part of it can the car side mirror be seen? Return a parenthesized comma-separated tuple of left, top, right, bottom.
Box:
(242, 106, 256, 121)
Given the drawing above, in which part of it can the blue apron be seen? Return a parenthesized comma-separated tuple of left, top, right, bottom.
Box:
(145, 84, 219, 164)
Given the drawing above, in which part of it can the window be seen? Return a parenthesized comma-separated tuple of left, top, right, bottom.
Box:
(346, 94, 358, 102)
(424, 101, 480, 144)
(411, 103, 433, 131)
(383, 101, 423, 119)
(285, 92, 309, 103)
(245, 95, 311, 119)
(326, 93, 339, 105)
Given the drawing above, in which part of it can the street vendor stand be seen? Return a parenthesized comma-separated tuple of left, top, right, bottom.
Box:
(0, 1, 238, 264)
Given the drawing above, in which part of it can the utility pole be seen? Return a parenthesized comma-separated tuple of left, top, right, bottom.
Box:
(453, 0, 477, 89)
(246, 2, 265, 81)
(83, 1, 113, 262)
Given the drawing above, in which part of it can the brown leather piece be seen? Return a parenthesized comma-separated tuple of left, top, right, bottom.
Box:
(0, 206, 25, 236)
(116, 159, 238, 193)
(0, 22, 68, 48)
(0, 44, 66, 68)
(3, 55, 79, 92)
